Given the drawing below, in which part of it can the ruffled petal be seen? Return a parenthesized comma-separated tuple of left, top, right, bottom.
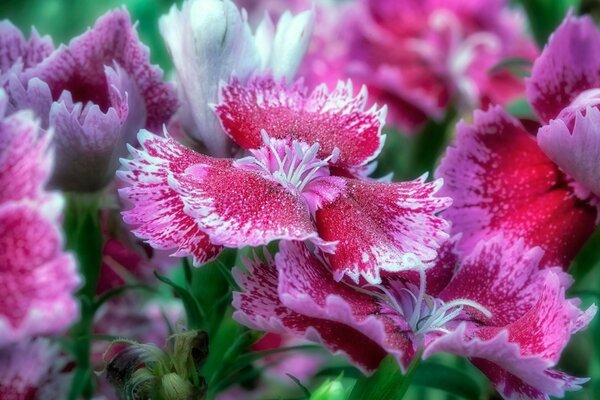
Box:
(232, 252, 388, 373)
(214, 76, 386, 167)
(118, 131, 223, 265)
(0, 339, 69, 399)
(276, 241, 415, 370)
(315, 177, 450, 284)
(538, 106, 600, 199)
(440, 237, 562, 326)
(170, 159, 325, 248)
(22, 8, 177, 132)
(0, 202, 80, 345)
(0, 21, 53, 76)
(436, 106, 597, 268)
(0, 98, 53, 203)
(426, 271, 595, 400)
(527, 14, 600, 123)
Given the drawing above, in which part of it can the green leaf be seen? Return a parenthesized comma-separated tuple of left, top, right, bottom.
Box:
(516, 0, 580, 46)
(506, 98, 536, 119)
(286, 374, 312, 399)
(569, 227, 600, 283)
(349, 355, 419, 400)
(489, 57, 533, 78)
(154, 271, 205, 329)
(316, 366, 363, 380)
(412, 362, 483, 400)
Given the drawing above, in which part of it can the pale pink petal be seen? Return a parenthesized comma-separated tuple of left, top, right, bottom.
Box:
(538, 106, 600, 199)
(436, 106, 597, 268)
(527, 14, 600, 123)
(232, 253, 388, 373)
(170, 161, 324, 248)
(0, 21, 53, 76)
(0, 339, 69, 399)
(118, 130, 223, 265)
(315, 177, 450, 284)
(0, 202, 80, 345)
(21, 9, 177, 132)
(276, 241, 415, 370)
(214, 76, 386, 167)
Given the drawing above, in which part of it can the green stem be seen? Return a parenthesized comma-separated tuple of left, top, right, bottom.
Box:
(396, 349, 423, 399)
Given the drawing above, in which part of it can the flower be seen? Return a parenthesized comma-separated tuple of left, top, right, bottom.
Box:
(159, 0, 314, 157)
(0, 20, 53, 82)
(304, 0, 538, 134)
(436, 14, 600, 268)
(233, 236, 595, 399)
(0, 339, 70, 399)
(3, 9, 178, 192)
(119, 75, 450, 283)
(0, 89, 80, 345)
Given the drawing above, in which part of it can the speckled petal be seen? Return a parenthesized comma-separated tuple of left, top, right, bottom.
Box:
(277, 241, 416, 370)
(0, 20, 53, 76)
(232, 252, 388, 373)
(170, 160, 325, 248)
(214, 76, 386, 167)
(315, 176, 450, 284)
(118, 130, 223, 265)
(436, 106, 597, 268)
(527, 14, 600, 123)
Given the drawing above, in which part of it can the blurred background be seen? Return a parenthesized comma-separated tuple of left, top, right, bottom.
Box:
(2, 0, 599, 399)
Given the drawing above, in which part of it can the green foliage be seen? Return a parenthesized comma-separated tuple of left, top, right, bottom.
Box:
(516, 0, 580, 46)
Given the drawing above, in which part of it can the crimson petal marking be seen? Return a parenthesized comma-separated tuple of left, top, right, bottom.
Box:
(426, 271, 595, 400)
(232, 253, 387, 373)
(21, 9, 177, 132)
(538, 107, 600, 199)
(527, 14, 600, 123)
(315, 177, 450, 284)
(0, 102, 53, 204)
(171, 161, 325, 248)
(214, 76, 386, 167)
(440, 237, 567, 326)
(118, 130, 223, 265)
(276, 241, 415, 370)
(436, 106, 597, 268)
(0, 202, 80, 345)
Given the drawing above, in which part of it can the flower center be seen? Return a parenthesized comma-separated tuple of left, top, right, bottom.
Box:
(361, 254, 491, 338)
(235, 130, 339, 193)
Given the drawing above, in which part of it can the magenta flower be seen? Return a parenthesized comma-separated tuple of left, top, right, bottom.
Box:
(0, 339, 70, 399)
(436, 15, 600, 268)
(306, 0, 538, 134)
(3, 9, 177, 192)
(119, 76, 450, 283)
(233, 237, 595, 399)
(0, 20, 53, 82)
(0, 90, 79, 345)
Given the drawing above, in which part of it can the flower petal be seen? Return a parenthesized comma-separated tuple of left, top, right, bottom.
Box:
(0, 21, 53, 76)
(214, 76, 386, 167)
(0, 98, 53, 203)
(527, 14, 600, 123)
(118, 131, 223, 265)
(538, 106, 600, 199)
(22, 9, 177, 132)
(232, 252, 388, 373)
(276, 241, 415, 370)
(436, 106, 597, 268)
(0, 202, 80, 345)
(170, 160, 325, 248)
(315, 177, 450, 284)
(426, 271, 595, 400)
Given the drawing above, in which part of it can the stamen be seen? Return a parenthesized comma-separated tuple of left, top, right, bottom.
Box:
(235, 131, 339, 193)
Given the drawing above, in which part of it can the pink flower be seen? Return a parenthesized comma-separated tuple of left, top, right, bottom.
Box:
(233, 237, 595, 400)
(119, 75, 450, 283)
(436, 15, 600, 268)
(304, 0, 538, 134)
(0, 90, 80, 345)
(0, 339, 70, 399)
(3, 9, 177, 192)
(0, 20, 53, 82)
